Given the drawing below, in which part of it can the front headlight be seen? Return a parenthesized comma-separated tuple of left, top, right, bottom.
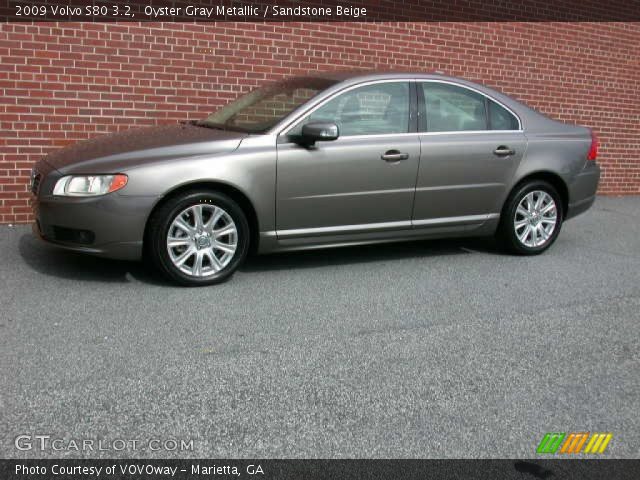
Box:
(53, 174, 128, 196)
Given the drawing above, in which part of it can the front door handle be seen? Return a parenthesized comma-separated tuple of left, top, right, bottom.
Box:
(381, 150, 409, 162)
(493, 145, 515, 156)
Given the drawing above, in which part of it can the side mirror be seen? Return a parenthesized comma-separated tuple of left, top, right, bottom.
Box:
(300, 122, 339, 144)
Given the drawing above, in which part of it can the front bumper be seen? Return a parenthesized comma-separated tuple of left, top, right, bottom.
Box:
(566, 162, 600, 220)
(32, 166, 158, 261)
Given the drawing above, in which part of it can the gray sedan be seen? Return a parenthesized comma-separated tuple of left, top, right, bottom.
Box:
(31, 72, 600, 285)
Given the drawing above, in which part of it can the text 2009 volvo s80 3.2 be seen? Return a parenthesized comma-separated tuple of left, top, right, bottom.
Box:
(31, 72, 600, 286)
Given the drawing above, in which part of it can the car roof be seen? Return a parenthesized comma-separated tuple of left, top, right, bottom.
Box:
(303, 70, 463, 82)
(295, 70, 522, 115)
(307, 70, 449, 83)
(301, 71, 513, 104)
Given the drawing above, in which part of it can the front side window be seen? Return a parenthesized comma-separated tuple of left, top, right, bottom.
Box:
(291, 82, 410, 137)
(421, 82, 487, 132)
(488, 99, 520, 130)
(201, 77, 336, 133)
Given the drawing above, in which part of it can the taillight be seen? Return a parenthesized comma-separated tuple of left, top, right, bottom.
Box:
(587, 130, 598, 161)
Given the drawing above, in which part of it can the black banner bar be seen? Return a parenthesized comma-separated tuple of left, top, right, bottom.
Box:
(2, 0, 640, 22)
(1, 459, 640, 480)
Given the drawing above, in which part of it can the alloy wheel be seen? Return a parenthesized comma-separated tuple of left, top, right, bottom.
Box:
(166, 204, 238, 277)
(513, 190, 558, 248)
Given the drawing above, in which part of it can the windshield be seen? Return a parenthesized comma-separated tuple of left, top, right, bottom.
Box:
(200, 77, 337, 133)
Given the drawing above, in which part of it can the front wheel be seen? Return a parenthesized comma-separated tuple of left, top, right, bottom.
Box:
(497, 180, 564, 255)
(147, 190, 250, 286)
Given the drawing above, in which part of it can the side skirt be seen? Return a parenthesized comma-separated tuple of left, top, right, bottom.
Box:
(257, 215, 500, 254)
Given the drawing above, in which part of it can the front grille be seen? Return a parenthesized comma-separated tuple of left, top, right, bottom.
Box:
(30, 170, 42, 195)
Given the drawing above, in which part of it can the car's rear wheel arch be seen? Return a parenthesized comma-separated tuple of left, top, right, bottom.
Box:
(507, 171, 569, 220)
(144, 181, 260, 255)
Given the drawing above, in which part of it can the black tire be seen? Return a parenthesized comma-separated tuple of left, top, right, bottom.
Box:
(497, 180, 564, 255)
(147, 190, 250, 286)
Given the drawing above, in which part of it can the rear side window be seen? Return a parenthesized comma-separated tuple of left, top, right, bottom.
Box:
(421, 82, 487, 132)
(488, 100, 520, 130)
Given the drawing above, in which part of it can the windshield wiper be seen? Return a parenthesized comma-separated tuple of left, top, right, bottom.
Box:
(187, 120, 225, 130)
(189, 120, 252, 133)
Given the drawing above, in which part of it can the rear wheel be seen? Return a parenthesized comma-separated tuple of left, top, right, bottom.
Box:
(147, 190, 249, 286)
(497, 180, 563, 255)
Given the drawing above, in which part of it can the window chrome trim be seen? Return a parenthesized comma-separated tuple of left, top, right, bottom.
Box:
(416, 79, 523, 132)
(278, 130, 524, 141)
(316, 132, 420, 141)
(276, 77, 523, 137)
(417, 129, 524, 136)
(277, 78, 416, 137)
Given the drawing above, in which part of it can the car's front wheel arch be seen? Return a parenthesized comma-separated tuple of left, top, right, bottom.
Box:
(145, 188, 253, 285)
(143, 181, 260, 260)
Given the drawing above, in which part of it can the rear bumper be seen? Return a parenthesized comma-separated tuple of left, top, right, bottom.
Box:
(32, 192, 158, 261)
(566, 162, 600, 220)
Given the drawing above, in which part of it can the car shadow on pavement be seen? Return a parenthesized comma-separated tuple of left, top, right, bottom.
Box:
(19, 231, 501, 283)
(18, 233, 166, 285)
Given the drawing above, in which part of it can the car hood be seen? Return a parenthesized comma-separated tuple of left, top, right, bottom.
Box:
(43, 123, 248, 174)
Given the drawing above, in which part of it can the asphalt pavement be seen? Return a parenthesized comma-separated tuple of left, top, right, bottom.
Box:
(1, 196, 638, 458)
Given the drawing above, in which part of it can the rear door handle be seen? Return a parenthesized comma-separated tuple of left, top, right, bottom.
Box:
(381, 150, 409, 162)
(493, 146, 515, 156)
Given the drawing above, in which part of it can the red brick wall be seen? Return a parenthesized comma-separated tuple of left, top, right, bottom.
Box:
(1, 21, 639, 223)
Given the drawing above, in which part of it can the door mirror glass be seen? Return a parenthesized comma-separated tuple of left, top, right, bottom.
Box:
(300, 122, 339, 143)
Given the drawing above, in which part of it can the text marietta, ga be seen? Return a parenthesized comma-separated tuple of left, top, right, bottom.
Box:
(16, 463, 264, 476)
(146, 5, 367, 18)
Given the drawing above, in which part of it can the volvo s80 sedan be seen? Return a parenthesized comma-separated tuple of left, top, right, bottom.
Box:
(31, 72, 600, 285)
